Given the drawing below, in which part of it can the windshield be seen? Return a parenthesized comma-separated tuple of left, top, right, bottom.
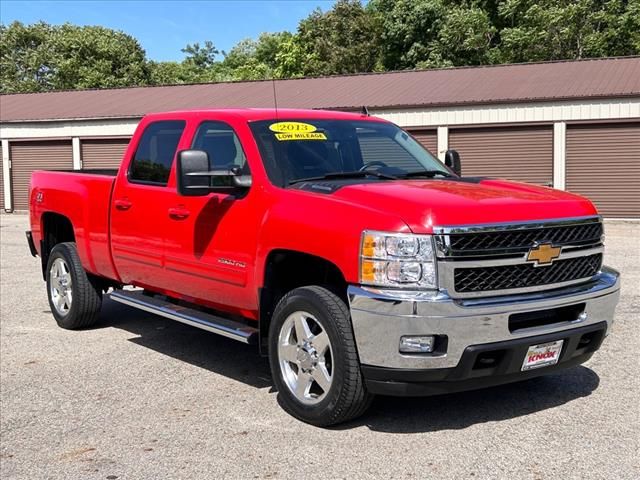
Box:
(249, 119, 451, 187)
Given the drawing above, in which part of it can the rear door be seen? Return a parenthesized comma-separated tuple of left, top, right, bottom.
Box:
(110, 120, 187, 287)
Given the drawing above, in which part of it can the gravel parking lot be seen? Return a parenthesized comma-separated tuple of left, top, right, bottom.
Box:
(1, 213, 638, 480)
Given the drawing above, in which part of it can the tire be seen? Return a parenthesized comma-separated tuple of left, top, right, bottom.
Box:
(268, 286, 372, 426)
(45, 242, 102, 329)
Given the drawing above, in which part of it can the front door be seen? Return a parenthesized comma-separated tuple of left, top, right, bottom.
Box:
(162, 120, 260, 315)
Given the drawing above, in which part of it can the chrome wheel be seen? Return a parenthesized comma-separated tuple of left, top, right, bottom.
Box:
(50, 257, 73, 316)
(278, 311, 333, 405)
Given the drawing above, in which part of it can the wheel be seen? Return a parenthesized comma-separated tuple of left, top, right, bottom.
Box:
(268, 286, 372, 426)
(46, 242, 102, 329)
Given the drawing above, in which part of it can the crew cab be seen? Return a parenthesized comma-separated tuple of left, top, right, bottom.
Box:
(27, 109, 620, 426)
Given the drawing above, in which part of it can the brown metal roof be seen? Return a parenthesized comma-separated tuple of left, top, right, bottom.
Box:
(1, 57, 639, 123)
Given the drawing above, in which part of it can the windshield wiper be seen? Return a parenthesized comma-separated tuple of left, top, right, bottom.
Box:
(400, 170, 455, 179)
(289, 170, 398, 185)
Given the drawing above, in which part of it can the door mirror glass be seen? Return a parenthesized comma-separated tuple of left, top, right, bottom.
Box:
(444, 149, 461, 176)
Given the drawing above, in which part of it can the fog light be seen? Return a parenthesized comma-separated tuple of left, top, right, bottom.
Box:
(399, 335, 435, 353)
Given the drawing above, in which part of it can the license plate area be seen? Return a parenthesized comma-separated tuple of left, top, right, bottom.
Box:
(521, 340, 564, 371)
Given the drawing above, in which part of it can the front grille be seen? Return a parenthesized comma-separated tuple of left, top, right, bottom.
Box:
(447, 222, 603, 256)
(454, 253, 602, 293)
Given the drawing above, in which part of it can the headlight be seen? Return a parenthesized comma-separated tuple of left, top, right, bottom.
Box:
(360, 231, 437, 289)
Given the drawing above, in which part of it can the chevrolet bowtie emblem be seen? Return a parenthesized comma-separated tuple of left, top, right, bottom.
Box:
(526, 243, 562, 266)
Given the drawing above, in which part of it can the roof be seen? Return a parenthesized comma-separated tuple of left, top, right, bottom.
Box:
(144, 108, 383, 122)
(1, 56, 639, 123)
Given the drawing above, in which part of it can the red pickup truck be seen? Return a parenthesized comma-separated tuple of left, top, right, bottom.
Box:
(28, 109, 620, 426)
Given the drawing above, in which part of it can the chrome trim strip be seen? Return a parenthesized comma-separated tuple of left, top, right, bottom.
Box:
(432, 215, 602, 235)
(435, 242, 603, 259)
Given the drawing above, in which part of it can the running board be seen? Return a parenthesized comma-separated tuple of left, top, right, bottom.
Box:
(109, 290, 259, 344)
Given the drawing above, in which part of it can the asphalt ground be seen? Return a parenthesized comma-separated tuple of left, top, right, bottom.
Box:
(1, 214, 638, 479)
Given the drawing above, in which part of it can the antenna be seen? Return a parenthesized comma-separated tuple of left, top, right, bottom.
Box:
(361, 105, 370, 116)
(272, 78, 279, 120)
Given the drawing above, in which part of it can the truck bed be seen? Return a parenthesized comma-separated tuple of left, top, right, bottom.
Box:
(29, 170, 119, 280)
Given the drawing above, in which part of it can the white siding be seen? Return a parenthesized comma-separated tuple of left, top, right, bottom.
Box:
(373, 98, 640, 128)
(1, 118, 139, 140)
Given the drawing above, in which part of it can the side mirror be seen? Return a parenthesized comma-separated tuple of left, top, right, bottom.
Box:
(176, 150, 253, 197)
(177, 150, 211, 196)
(444, 149, 461, 176)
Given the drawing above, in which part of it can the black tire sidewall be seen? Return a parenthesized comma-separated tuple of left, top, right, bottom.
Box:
(269, 287, 359, 425)
(46, 245, 77, 326)
(45, 243, 100, 329)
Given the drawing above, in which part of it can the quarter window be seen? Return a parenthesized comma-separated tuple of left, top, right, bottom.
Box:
(129, 120, 186, 185)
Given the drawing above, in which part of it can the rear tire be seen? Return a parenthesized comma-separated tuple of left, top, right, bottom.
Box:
(268, 286, 372, 426)
(46, 242, 102, 329)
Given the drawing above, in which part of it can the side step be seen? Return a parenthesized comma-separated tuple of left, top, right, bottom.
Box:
(109, 290, 259, 345)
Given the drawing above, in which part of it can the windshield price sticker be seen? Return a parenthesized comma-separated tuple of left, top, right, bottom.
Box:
(269, 121, 318, 133)
(269, 121, 327, 140)
(275, 132, 327, 141)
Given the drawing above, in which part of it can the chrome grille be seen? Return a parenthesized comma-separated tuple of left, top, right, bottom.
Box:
(454, 253, 603, 293)
(435, 217, 604, 297)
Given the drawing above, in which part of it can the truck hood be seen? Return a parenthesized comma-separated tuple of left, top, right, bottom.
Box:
(329, 179, 598, 233)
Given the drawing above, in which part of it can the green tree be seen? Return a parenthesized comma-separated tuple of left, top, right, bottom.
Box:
(498, 0, 640, 62)
(370, 0, 448, 69)
(3, 1, 639, 94)
(0, 21, 56, 92)
(222, 32, 293, 80)
(285, 0, 383, 77)
(0, 21, 150, 93)
(371, 0, 498, 69)
(181, 40, 219, 69)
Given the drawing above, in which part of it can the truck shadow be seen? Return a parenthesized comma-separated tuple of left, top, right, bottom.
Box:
(99, 297, 600, 434)
(99, 297, 273, 390)
(344, 367, 599, 433)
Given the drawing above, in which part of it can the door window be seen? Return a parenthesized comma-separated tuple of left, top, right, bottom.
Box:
(192, 121, 249, 187)
(129, 120, 186, 185)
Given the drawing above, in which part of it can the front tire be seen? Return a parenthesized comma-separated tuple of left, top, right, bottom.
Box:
(268, 286, 372, 426)
(46, 242, 102, 329)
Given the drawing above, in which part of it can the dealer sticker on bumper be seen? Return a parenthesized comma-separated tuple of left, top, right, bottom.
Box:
(522, 340, 564, 371)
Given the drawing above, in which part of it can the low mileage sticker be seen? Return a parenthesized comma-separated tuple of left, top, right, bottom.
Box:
(274, 132, 327, 141)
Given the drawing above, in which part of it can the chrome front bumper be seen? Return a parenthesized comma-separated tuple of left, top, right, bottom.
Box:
(348, 267, 620, 370)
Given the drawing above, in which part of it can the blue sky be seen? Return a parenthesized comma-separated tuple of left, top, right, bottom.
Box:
(1, 0, 335, 61)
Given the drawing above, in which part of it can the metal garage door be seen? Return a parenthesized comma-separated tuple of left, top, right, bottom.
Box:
(408, 129, 438, 157)
(449, 126, 553, 185)
(10, 140, 73, 210)
(566, 122, 640, 218)
(81, 138, 130, 170)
